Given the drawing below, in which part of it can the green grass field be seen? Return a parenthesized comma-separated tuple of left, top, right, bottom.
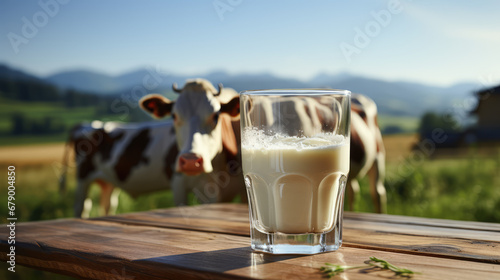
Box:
(377, 114, 420, 133)
(0, 164, 181, 222)
(0, 99, 125, 146)
(0, 133, 68, 146)
(352, 155, 500, 222)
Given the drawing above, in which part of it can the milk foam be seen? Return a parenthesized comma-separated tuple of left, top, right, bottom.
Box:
(242, 127, 346, 150)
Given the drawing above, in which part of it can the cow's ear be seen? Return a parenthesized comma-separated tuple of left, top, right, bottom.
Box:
(139, 94, 174, 119)
(220, 96, 240, 118)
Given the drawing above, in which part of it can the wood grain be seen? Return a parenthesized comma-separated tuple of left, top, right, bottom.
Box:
(1, 217, 499, 280)
(344, 211, 500, 232)
(1, 204, 500, 279)
(96, 204, 500, 264)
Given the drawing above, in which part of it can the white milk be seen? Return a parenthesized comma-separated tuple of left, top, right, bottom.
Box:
(242, 128, 350, 234)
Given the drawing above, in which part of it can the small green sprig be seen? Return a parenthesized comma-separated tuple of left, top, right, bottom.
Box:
(319, 263, 367, 278)
(366, 256, 419, 277)
(320, 257, 420, 278)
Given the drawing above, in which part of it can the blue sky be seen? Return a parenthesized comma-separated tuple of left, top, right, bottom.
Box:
(1, 0, 500, 86)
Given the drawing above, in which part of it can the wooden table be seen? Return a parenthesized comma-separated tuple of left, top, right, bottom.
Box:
(1, 204, 500, 279)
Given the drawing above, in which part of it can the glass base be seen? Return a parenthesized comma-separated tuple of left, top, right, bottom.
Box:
(250, 225, 342, 254)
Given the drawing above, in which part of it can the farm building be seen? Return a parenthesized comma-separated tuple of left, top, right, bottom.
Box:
(416, 84, 500, 156)
(465, 85, 500, 144)
(471, 85, 500, 127)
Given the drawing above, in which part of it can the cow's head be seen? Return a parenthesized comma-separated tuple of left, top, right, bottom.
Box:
(140, 79, 240, 176)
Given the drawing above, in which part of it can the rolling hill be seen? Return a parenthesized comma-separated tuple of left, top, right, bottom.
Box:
(46, 69, 123, 93)
(1, 63, 482, 117)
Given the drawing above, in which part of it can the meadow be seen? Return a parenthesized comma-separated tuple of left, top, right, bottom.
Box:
(377, 115, 420, 134)
(0, 99, 125, 146)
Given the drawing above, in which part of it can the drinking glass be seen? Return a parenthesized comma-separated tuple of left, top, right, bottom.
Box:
(240, 89, 351, 254)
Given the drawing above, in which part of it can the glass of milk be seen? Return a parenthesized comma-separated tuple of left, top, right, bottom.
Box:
(240, 89, 351, 254)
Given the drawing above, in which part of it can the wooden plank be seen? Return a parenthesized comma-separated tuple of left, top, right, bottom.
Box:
(96, 204, 500, 264)
(95, 205, 251, 236)
(343, 228, 500, 264)
(1, 219, 249, 280)
(1, 218, 499, 280)
(344, 211, 500, 232)
(344, 219, 500, 242)
(99, 204, 500, 235)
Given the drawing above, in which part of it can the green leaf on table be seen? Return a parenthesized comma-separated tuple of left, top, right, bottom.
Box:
(320, 257, 420, 278)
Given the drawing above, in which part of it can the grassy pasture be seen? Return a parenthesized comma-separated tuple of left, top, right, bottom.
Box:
(0, 99, 125, 146)
(0, 163, 180, 222)
(377, 114, 420, 134)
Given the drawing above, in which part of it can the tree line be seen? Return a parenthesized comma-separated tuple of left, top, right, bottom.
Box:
(0, 77, 105, 105)
(0, 77, 128, 136)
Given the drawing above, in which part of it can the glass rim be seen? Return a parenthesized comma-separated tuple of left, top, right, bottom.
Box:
(239, 88, 351, 96)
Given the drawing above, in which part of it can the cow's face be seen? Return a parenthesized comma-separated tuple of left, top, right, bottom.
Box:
(140, 79, 240, 176)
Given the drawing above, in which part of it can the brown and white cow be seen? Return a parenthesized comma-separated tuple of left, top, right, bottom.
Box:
(61, 79, 245, 217)
(61, 120, 177, 217)
(349, 94, 386, 213)
(139, 79, 245, 206)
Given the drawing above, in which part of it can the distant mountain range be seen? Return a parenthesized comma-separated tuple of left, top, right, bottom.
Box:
(46, 70, 123, 94)
(1, 63, 484, 117)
